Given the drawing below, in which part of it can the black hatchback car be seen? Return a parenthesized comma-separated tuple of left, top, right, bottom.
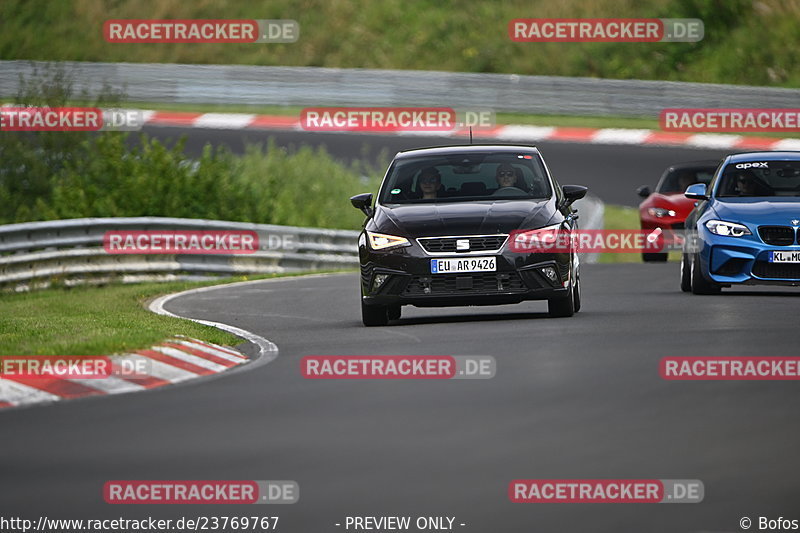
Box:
(350, 145, 587, 326)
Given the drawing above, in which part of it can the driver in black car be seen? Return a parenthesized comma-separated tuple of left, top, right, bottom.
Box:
(495, 163, 517, 189)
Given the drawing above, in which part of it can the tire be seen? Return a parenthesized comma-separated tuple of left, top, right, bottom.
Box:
(573, 267, 581, 313)
(361, 301, 389, 326)
(548, 287, 575, 318)
(680, 253, 692, 292)
(387, 305, 401, 321)
(642, 252, 668, 262)
(690, 252, 722, 295)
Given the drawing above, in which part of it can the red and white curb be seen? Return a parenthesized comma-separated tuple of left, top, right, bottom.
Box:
(0, 337, 249, 409)
(138, 110, 800, 151)
(0, 278, 284, 411)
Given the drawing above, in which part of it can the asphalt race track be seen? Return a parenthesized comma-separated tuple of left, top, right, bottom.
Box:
(2, 264, 799, 532)
(3, 130, 796, 532)
(137, 125, 732, 207)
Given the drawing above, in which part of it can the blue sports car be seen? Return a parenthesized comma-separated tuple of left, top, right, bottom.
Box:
(681, 151, 800, 294)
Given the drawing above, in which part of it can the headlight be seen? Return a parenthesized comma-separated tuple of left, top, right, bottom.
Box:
(512, 223, 562, 243)
(511, 223, 565, 252)
(647, 207, 676, 218)
(705, 219, 751, 237)
(366, 231, 411, 251)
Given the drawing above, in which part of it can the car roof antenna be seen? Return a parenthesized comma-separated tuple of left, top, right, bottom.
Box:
(469, 126, 473, 144)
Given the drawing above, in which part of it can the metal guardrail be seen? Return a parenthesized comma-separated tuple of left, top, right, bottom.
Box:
(1, 61, 799, 118)
(0, 194, 604, 288)
(0, 217, 360, 288)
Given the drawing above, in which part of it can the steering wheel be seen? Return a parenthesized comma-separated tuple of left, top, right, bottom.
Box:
(493, 186, 526, 195)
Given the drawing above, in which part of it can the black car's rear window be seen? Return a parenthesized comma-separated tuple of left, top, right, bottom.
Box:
(379, 152, 551, 204)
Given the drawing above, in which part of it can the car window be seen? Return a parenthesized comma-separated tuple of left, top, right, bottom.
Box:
(717, 160, 800, 198)
(379, 152, 551, 204)
(657, 167, 715, 194)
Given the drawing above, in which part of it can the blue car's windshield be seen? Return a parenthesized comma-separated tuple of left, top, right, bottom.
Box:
(717, 160, 800, 198)
(379, 152, 551, 204)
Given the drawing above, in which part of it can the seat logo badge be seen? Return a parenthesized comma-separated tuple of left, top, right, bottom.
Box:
(456, 239, 470, 251)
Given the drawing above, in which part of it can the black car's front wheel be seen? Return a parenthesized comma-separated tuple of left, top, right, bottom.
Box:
(361, 301, 389, 326)
(548, 290, 575, 317)
(548, 279, 577, 318)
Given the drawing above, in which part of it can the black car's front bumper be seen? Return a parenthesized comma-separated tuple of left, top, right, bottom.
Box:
(359, 239, 572, 308)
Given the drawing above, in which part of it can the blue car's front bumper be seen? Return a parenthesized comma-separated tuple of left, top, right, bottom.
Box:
(698, 227, 800, 285)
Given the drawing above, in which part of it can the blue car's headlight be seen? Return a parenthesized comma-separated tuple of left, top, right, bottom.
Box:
(705, 219, 751, 237)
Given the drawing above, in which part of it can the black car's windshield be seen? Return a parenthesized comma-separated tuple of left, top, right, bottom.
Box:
(379, 152, 551, 204)
(717, 160, 800, 198)
(657, 166, 715, 194)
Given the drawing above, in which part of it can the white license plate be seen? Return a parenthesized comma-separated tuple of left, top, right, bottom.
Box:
(430, 257, 496, 274)
(769, 251, 800, 263)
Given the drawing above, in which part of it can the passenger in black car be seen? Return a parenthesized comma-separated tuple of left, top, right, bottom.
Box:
(418, 167, 443, 199)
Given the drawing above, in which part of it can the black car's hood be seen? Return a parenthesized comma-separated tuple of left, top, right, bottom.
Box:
(373, 199, 556, 236)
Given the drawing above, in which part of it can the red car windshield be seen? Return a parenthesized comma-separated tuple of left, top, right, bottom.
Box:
(657, 167, 715, 194)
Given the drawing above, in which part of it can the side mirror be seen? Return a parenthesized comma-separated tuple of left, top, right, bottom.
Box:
(684, 183, 708, 201)
(636, 185, 651, 198)
(350, 193, 374, 217)
(561, 185, 588, 205)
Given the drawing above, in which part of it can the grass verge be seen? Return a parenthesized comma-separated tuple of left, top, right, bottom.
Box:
(2, 0, 799, 87)
(0, 273, 328, 357)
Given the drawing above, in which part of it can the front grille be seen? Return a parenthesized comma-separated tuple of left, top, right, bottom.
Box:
(418, 235, 507, 254)
(752, 261, 800, 279)
(671, 222, 685, 230)
(758, 226, 795, 246)
(404, 272, 526, 296)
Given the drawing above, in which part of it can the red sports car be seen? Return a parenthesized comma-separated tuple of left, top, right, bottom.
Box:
(637, 160, 719, 262)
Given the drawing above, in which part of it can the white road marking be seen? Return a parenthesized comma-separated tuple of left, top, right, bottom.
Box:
(592, 128, 653, 145)
(194, 113, 257, 129)
(171, 340, 248, 363)
(0, 379, 61, 405)
(69, 376, 145, 394)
